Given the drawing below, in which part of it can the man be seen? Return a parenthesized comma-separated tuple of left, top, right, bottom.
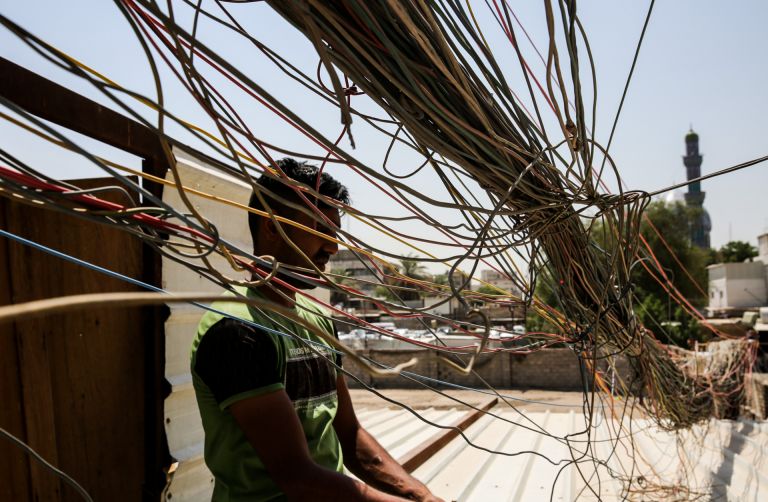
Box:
(191, 158, 442, 501)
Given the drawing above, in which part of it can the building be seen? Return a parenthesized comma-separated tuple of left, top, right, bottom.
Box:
(328, 248, 385, 295)
(475, 269, 525, 326)
(754, 233, 768, 340)
(758, 232, 768, 258)
(757, 232, 768, 279)
(682, 129, 712, 248)
(707, 261, 767, 316)
(707, 232, 768, 320)
(479, 269, 522, 296)
(423, 294, 465, 319)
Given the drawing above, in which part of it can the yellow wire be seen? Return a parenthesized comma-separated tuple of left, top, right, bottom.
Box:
(2, 107, 565, 325)
(2, 47, 550, 308)
(465, 0, 492, 52)
(50, 45, 267, 170)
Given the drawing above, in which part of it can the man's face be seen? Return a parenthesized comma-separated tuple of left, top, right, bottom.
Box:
(271, 206, 340, 281)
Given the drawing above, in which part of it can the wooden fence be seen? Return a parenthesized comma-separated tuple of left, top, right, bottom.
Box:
(0, 178, 168, 501)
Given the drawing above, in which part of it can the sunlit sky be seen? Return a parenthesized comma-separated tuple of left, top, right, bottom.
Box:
(2, 1, 767, 272)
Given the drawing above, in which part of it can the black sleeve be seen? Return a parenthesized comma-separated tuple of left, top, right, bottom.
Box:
(194, 318, 282, 406)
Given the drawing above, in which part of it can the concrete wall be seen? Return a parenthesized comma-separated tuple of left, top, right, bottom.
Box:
(744, 373, 768, 420)
(423, 295, 455, 317)
(344, 348, 635, 392)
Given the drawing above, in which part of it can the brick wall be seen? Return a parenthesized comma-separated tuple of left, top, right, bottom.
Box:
(344, 348, 635, 391)
(509, 349, 584, 390)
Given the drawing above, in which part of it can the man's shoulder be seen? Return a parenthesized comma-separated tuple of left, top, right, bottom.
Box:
(297, 292, 337, 318)
(197, 286, 260, 332)
(193, 286, 262, 360)
(295, 294, 334, 331)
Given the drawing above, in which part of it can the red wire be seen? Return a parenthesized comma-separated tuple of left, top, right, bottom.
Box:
(0, 165, 210, 241)
(125, 0, 716, 349)
(489, 0, 557, 114)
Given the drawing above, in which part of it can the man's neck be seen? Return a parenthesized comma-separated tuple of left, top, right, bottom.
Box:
(252, 282, 296, 308)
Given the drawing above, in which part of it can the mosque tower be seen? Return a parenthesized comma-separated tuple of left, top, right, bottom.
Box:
(683, 129, 711, 248)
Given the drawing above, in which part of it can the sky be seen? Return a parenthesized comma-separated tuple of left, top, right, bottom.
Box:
(2, 1, 767, 273)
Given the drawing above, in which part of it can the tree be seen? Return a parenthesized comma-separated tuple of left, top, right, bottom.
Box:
(373, 284, 396, 301)
(634, 293, 701, 347)
(389, 254, 427, 301)
(717, 240, 758, 263)
(370, 255, 427, 302)
(542, 201, 709, 346)
(399, 254, 427, 280)
(432, 272, 449, 286)
(476, 284, 501, 295)
(525, 268, 566, 335)
(627, 201, 709, 309)
(624, 201, 710, 345)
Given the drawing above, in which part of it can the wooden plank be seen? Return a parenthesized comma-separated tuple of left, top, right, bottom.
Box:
(0, 56, 232, 189)
(398, 397, 498, 473)
(0, 61, 178, 499)
(4, 178, 149, 501)
(141, 158, 172, 502)
(0, 197, 33, 502)
(0, 57, 164, 167)
(15, 318, 62, 501)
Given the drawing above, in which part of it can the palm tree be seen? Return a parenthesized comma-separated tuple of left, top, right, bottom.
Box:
(396, 254, 427, 301)
(399, 254, 427, 280)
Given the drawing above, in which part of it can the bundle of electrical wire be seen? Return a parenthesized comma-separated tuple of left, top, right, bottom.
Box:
(2, 2, 764, 499)
(256, 0, 731, 430)
(0, 0, 758, 442)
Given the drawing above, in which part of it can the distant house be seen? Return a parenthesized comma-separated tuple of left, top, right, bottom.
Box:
(757, 232, 768, 281)
(422, 294, 465, 318)
(707, 235, 768, 316)
(753, 233, 768, 338)
(328, 248, 385, 295)
(475, 269, 525, 325)
(479, 269, 522, 297)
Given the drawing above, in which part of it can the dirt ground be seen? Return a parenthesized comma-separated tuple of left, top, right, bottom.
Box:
(349, 388, 597, 413)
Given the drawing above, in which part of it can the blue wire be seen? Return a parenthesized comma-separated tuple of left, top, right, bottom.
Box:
(0, 228, 592, 408)
(0, 228, 312, 346)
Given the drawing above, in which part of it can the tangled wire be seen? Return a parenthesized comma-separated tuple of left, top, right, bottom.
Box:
(0, 1, 762, 500)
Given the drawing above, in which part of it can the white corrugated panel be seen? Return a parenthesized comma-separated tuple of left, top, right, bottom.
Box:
(359, 407, 768, 501)
(162, 148, 252, 500)
(164, 457, 214, 502)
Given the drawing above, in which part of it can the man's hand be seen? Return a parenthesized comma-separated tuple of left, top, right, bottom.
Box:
(407, 486, 445, 502)
(333, 377, 445, 502)
(416, 494, 446, 502)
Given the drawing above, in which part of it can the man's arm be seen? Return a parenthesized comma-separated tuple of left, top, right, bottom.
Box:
(230, 389, 411, 502)
(333, 376, 444, 502)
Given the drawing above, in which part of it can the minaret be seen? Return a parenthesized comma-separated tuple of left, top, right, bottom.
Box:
(683, 129, 711, 248)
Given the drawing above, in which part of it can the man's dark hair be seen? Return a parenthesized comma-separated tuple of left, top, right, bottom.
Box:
(248, 157, 350, 250)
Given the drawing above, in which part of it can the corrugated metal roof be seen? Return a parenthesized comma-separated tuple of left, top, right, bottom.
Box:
(357, 407, 767, 501)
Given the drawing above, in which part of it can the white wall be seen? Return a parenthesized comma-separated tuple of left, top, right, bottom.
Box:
(757, 233, 768, 258)
(708, 262, 767, 310)
(162, 148, 253, 501)
(423, 295, 456, 316)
